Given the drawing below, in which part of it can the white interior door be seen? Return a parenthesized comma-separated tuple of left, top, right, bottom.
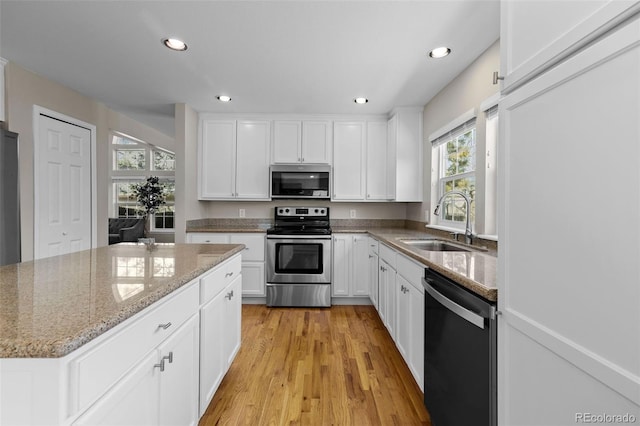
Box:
(35, 114, 92, 259)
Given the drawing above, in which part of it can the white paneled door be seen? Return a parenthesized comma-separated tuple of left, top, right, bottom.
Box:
(35, 113, 93, 259)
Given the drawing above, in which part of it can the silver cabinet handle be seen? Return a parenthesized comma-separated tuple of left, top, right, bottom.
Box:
(226, 290, 234, 300)
(205, 240, 211, 243)
(244, 247, 250, 250)
(154, 359, 165, 372)
(225, 272, 234, 277)
(162, 352, 173, 364)
(157, 322, 172, 330)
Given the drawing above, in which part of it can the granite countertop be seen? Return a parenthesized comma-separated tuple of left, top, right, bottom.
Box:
(334, 227, 497, 301)
(0, 243, 244, 358)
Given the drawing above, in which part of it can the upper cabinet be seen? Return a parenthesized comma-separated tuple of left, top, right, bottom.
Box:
(199, 119, 271, 200)
(500, 1, 640, 93)
(332, 121, 366, 200)
(0, 57, 6, 122)
(388, 107, 423, 202)
(272, 120, 332, 164)
(366, 120, 394, 201)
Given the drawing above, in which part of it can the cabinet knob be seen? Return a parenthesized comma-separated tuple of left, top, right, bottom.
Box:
(157, 322, 172, 330)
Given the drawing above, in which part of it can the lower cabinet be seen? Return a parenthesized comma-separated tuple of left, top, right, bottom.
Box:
(74, 315, 200, 426)
(332, 234, 369, 298)
(199, 275, 242, 415)
(187, 232, 266, 297)
(368, 238, 379, 309)
(375, 243, 425, 392)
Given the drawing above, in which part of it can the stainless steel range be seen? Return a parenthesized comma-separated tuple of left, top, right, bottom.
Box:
(266, 206, 332, 307)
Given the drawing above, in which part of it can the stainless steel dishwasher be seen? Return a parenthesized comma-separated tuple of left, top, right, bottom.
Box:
(422, 267, 497, 426)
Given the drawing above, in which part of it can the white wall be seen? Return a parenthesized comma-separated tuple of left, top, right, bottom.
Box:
(5, 62, 174, 260)
(407, 40, 500, 235)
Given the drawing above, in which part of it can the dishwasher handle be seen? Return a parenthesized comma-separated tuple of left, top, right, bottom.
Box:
(423, 278, 485, 329)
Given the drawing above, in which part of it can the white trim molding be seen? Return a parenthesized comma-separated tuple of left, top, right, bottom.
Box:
(428, 107, 476, 143)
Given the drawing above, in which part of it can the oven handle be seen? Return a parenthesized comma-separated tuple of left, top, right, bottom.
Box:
(267, 235, 332, 240)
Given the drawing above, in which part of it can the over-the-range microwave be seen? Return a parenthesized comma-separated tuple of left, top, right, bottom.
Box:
(270, 164, 331, 199)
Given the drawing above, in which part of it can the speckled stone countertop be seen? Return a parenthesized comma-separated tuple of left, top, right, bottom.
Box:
(0, 243, 244, 358)
(334, 227, 497, 302)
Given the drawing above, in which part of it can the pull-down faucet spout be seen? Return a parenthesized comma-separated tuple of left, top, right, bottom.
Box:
(433, 190, 475, 245)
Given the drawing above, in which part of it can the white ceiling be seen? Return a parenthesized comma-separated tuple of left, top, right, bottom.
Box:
(0, 1, 500, 137)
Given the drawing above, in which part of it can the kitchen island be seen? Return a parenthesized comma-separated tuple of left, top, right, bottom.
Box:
(0, 242, 244, 426)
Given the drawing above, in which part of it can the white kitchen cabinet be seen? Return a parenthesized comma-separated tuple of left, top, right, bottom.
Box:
(332, 121, 366, 200)
(199, 119, 270, 200)
(396, 253, 425, 392)
(187, 233, 266, 297)
(198, 255, 242, 416)
(366, 120, 393, 201)
(387, 107, 423, 202)
(499, 8, 640, 425)
(500, 0, 640, 93)
(74, 315, 200, 426)
(272, 120, 332, 164)
(332, 234, 369, 298)
(378, 258, 396, 339)
(368, 238, 379, 309)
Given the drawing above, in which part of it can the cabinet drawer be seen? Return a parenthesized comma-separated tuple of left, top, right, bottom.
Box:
(368, 238, 379, 255)
(70, 282, 199, 415)
(396, 253, 424, 291)
(230, 234, 265, 261)
(200, 255, 242, 304)
(379, 244, 397, 270)
(187, 233, 229, 244)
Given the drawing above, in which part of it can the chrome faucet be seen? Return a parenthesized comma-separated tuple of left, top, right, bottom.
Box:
(433, 190, 475, 245)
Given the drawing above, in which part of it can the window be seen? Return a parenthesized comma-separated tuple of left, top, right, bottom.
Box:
(110, 133, 175, 231)
(432, 118, 476, 230)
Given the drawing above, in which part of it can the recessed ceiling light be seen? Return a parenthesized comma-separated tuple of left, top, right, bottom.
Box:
(217, 95, 232, 102)
(354, 97, 368, 104)
(429, 47, 451, 59)
(163, 38, 188, 51)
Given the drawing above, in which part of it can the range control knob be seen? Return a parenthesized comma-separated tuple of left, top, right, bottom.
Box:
(278, 209, 283, 214)
(320, 209, 325, 214)
(285, 208, 290, 213)
(314, 209, 319, 213)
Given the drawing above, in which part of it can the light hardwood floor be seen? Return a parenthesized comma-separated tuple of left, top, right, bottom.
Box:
(199, 305, 431, 426)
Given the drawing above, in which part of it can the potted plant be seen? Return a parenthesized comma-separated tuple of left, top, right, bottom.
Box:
(133, 176, 166, 237)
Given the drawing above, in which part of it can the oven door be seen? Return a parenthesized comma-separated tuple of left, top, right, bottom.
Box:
(266, 235, 332, 284)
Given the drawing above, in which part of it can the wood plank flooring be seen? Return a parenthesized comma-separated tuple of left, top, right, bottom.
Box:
(199, 305, 431, 426)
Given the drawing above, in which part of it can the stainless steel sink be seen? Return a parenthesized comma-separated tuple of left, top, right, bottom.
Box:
(399, 239, 471, 252)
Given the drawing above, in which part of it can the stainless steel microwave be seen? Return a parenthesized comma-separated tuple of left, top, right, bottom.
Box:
(270, 164, 331, 199)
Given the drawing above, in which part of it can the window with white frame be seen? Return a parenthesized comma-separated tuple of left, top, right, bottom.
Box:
(432, 118, 476, 230)
(111, 133, 175, 230)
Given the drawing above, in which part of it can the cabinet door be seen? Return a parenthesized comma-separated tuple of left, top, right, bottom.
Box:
(235, 120, 271, 199)
(302, 121, 332, 164)
(229, 233, 265, 262)
(73, 351, 160, 426)
(377, 260, 390, 326)
(409, 281, 425, 392)
(241, 262, 265, 296)
(366, 121, 391, 200)
(369, 252, 379, 309)
(332, 235, 351, 296)
(199, 120, 236, 199)
(332, 122, 365, 200)
(352, 235, 370, 296)
(393, 108, 422, 202)
(224, 276, 242, 366)
(158, 315, 199, 426)
(273, 121, 301, 163)
(396, 275, 411, 361)
(199, 290, 227, 415)
(385, 264, 397, 340)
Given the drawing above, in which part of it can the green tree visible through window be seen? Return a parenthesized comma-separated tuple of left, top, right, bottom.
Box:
(438, 128, 476, 226)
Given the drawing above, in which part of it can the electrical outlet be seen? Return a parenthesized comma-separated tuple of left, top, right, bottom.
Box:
(350, 209, 356, 219)
(239, 208, 246, 218)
